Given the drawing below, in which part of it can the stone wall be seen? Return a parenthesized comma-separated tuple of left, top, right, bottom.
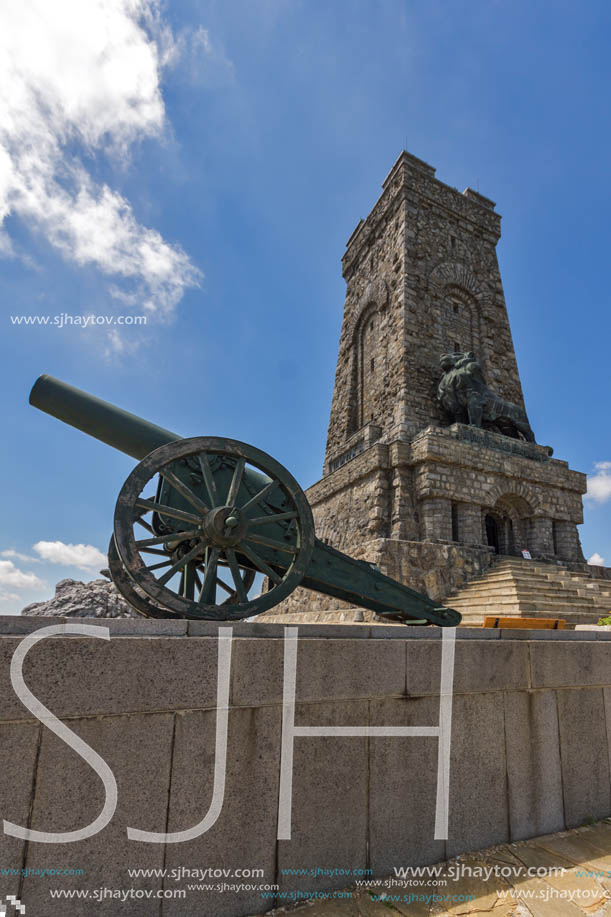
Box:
(2, 617, 611, 916)
(310, 425, 585, 584)
(261, 419, 587, 622)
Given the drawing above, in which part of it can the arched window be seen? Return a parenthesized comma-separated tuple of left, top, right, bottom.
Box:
(357, 303, 379, 429)
(443, 286, 476, 355)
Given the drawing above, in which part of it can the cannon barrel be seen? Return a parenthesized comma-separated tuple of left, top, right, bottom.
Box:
(29, 374, 180, 461)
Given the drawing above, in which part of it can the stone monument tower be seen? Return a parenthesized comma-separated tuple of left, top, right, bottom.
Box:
(262, 151, 590, 622)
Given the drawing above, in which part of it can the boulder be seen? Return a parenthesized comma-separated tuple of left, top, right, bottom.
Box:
(21, 577, 137, 618)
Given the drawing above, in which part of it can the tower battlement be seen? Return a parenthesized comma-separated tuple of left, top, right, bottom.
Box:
(343, 151, 500, 279)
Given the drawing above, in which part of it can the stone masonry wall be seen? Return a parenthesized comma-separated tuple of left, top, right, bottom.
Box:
(315, 429, 584, 554)
(267, 422, 588, 622)
(2, 617, 611, 916)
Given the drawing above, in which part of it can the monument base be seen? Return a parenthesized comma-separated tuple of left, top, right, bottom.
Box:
(255, 423, 588, 624)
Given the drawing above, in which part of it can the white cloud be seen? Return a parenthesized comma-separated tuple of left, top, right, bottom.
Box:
(167, 25, 236, 89)
(103, 327, 145, 358)
(0, 0, 201, 322)
(586, 461, 611, 503)
(33, 540, 107, 571)
(0, 549, 39, 563)
(0, 230, 14, 257)
(588, 552, 606, 566)
(0, 560, 44, 589)
(0, 592, 20, 603)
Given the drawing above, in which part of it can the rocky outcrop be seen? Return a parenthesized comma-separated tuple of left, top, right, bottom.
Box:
(21, 577, 137, 617)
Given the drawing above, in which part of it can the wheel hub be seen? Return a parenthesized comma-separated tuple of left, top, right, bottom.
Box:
(201, 505, 248, 548)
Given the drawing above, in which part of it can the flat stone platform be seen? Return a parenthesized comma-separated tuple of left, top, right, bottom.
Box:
(1, 616, 611, 916)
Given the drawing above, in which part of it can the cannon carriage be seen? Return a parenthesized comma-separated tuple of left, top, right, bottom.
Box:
(29, 375, 460, 627)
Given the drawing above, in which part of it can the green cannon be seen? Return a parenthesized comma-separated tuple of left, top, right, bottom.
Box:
(29, 375, 460, 627)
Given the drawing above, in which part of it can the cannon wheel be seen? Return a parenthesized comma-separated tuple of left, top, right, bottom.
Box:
(113, 437, 315, 620)
(108, 535, 257, 619)
(108, 535, 171, 619)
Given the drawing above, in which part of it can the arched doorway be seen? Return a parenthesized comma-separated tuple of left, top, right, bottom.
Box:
(484, 495, 532, 556)
(485, 514, 501, 554)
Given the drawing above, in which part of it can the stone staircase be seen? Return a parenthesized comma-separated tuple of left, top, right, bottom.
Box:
(445, 556, 611, 628)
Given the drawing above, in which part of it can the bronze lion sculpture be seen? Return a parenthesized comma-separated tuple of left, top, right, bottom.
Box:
(437, 351, 535, 443)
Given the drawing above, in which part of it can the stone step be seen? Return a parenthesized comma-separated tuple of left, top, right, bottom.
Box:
(493, 560, 611, 585)
(446, 586, 611, 604)
(459, 606, 602, 619)
(470, 575, 606, 588)
(448, 596, 611, 612)
(447, 576, 606, 594)
(447, 572, 611, 597)
(492, 560, 569, 573)
(449, 580, 571, 596)
(447, 555, 610, 628)
(455, 568, 597, 585)
(463, 570, 564, 582)
(447, 577, 601, 593)
(448, 595, 611, 611)
(472, 565, 610, 583)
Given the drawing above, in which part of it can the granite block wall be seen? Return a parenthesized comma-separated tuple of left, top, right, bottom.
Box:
(1, 617, 610, 916)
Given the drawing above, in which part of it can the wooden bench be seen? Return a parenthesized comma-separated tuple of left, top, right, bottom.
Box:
(483, 616, 566, 630)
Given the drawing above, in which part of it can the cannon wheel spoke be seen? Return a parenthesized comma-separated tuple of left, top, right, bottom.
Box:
(144, 559, 174, 573)
(215, 576, 233, 595)
(244, 533, 299, 555)
(239, 481, 277, 514)
(225, 548, 248, 604)
(225, 458, 245, 507)
(136, 498, 202, 526)
(135, 516, 155, 534)
(198, 547, 220, 605)
(194, 563, 256, 606)
(158, 469, 210, 516)
(198, 453, 218, 508)
(135, 530, 199, 549)
(180, 562, 198, 602)
(238, 542, 282, 586)
(248, 511, 298, 526)
(157, 542, 205, 586)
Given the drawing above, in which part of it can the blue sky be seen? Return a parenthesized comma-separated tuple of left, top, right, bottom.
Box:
(1, 0, 611, 612)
